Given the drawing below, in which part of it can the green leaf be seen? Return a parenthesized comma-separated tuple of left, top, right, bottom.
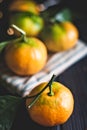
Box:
(0, 41, 9, 53)
(53, 8, 72, 22)
(0, 95, 22, 130)
(41, 8, 72, 23)
(0, 36, 23, 54)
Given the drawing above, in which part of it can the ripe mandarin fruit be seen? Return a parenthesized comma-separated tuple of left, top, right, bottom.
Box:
(26, 76, 74, 127)
(40, 21, 79, 52)
(10, 12, 44, 37)
(4, 36, 47, 76)
(9, 0, 40, 15)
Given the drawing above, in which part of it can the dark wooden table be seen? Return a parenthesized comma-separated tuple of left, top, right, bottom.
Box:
(0, 0, 87, 130)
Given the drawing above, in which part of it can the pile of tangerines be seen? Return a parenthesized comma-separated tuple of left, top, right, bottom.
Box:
(1, 0, 77, 127)
(3, 0, 79, 76)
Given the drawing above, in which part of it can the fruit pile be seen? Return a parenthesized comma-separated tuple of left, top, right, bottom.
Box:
(0, 0, 79, 76)
(0, 1, 76, 127)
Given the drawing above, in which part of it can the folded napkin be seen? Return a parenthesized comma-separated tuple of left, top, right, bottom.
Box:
(0, 40, 87, 97)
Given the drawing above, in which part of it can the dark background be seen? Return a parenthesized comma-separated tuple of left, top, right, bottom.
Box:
(0, 0, 87, 130)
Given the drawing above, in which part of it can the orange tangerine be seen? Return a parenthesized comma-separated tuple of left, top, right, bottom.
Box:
(26, 80, 74, 126)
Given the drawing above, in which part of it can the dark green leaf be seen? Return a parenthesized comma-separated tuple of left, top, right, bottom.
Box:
(53, 8, 72, 22)
(0, 95, 22, 130)
(0, 41, 9, 53)
(0, 36, 24, 54)
(41, 8, 72, 23)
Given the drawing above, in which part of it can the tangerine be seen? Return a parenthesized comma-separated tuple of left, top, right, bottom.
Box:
(26, 78, 74, 127)
(4, 37, 47, 76)
(9, 12, 44, 37)
(40, 21, 79, 52)
(9, 0, 40, 15)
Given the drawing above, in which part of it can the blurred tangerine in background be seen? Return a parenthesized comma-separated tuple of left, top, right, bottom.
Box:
(8, 0, 44, 37)
(40, 21, 79, 52)
(8, 0, 40, 15)
(9, 12, 44, 37)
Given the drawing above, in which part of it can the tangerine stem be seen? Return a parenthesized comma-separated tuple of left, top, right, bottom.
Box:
(48, 76, 54, 96)
(27, 74, 56, 109)
(10, 24, 28, 42)
(11, 24, 26, 36)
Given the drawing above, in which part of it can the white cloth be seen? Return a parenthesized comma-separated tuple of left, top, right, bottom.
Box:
(0, 40, 87, 97)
